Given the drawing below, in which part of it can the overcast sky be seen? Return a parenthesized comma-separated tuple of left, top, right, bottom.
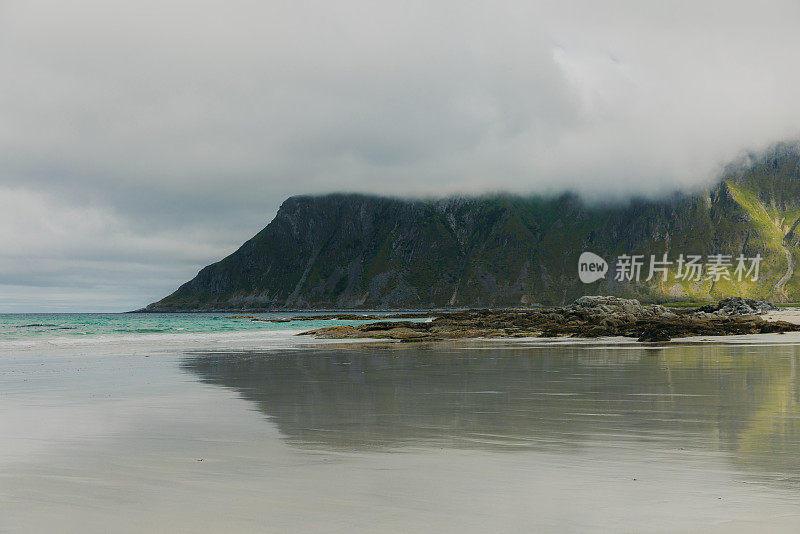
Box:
(2, 0, 800, 311)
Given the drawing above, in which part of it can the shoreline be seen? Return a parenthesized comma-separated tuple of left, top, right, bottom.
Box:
(8, 299, 800, 355)
(13, 328, 800, 358)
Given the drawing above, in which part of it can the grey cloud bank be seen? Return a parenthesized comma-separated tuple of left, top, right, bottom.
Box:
(1, 0, 799, 311)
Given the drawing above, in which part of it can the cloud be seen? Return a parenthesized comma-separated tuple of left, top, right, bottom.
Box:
(1, 0, 800, 309)
(0, 187, 233, 311)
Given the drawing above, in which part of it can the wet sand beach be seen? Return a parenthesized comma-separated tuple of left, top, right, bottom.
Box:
(2, 340, 800, 533)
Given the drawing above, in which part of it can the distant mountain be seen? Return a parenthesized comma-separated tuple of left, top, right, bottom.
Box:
(144, 143, 800, 311)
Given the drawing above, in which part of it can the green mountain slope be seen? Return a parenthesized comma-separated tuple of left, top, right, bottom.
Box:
(145, 143, 800, 310)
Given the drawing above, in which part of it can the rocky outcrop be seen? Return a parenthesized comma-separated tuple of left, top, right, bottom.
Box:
(695, 297, 779, 316)
(297, 296, 800, 343)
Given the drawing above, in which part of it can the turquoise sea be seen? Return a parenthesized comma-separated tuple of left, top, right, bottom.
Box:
(0, 312, 423, 353)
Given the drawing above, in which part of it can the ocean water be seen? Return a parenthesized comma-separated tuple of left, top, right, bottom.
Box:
(0, 312, 426, 353)
(2, 315, 800, 532)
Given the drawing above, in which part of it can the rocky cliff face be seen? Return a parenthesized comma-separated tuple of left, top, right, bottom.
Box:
(145, 144, 800, 311)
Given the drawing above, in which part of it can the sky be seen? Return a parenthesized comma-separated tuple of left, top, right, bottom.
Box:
(2, 0, 800, 312)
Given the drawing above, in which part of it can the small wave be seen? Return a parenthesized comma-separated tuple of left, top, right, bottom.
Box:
(0, 328, 313, 355)
(113, 328, 171, 334)
(15, 323, 60, 328)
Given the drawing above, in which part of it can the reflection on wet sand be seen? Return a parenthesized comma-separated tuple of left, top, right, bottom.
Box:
(182, 343, 800, 482)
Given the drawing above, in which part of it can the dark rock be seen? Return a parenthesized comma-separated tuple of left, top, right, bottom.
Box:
(298, 296, 800, 342)
(637, 326, 672, 342)
(695, 297, 779, 316)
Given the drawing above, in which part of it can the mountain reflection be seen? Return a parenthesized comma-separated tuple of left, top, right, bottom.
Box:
(181, 344, 800, 473)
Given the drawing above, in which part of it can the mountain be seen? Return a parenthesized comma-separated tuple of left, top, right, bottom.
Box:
(144, 143, 800, 311)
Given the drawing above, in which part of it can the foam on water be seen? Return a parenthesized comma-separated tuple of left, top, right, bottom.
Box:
(0, 312, 420, 354)
(6, 312, 800, 356)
